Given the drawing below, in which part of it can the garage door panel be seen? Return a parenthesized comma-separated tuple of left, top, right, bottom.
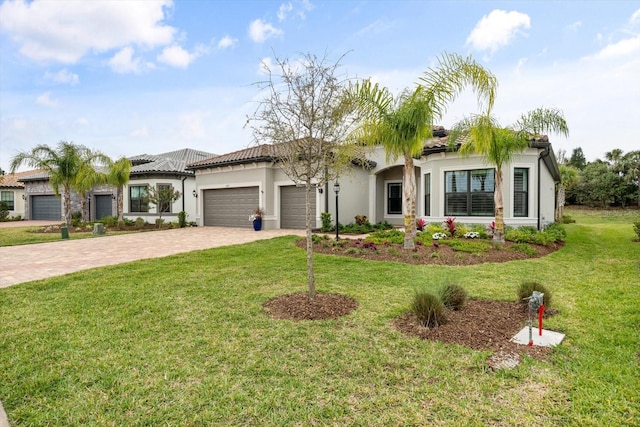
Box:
(203, 187, 259, 227)
(31, 195, 62, 221)
(281, 185, 315, 229)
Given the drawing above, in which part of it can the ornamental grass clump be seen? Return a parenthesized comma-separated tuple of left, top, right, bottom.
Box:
(412, 292, 447, 327)
(517, 281, 552, 308)
(438, 283, 468, 311)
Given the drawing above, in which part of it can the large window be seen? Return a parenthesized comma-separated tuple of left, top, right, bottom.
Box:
(513, 168, 529, 217)
(1, 191, 14, 210)
(445, 169, 495, 216)
(158, 184, 172, 213)
(130, 185, 149, 213)
(424, 174, 431, 216)
(387, 182, 402, 215)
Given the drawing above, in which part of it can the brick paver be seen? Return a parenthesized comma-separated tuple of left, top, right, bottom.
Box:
(0, 226, 305, 288)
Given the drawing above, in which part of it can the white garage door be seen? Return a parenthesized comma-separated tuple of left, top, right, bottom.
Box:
(280, 185, 316, 229)
(31, 195, 62, 221)
(203, 187, 259, 228)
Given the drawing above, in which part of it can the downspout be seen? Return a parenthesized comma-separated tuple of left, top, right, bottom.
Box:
(537, 147, 550, 230)
(181, 176, 187, 212)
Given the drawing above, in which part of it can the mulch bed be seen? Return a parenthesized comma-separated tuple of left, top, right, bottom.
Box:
(263, 293, 358, 321)
(298, 236, 563, 265)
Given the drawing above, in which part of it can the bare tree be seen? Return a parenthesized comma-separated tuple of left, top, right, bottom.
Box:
(246, 52, 362, 300)
(146, 185, 181, 227)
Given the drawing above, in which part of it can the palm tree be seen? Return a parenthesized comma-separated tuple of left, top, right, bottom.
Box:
(448, 107, 569, 242)
(10, 141, 105, 227)
(349, 53, 497, 249)
(106, 157, 131, 226)
(74, 151, 112, 221)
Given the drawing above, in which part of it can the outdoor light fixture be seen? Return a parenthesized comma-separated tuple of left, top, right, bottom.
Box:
(192, 189, 198, 198)
(21, 194, 26, 200)
(333, 182, 340, 241)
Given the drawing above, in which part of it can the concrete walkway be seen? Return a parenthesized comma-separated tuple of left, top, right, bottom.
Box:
(0, 225, 306, 426)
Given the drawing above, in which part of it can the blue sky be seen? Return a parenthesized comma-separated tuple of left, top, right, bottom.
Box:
(1, 0, 639, 172)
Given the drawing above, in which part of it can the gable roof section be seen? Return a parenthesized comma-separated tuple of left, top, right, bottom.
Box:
(130, 148, 217, 176)
(8, 169, 49, 184)
(187, 145, 275, 170)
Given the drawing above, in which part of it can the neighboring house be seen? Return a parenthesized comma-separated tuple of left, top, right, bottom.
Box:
(18, 148, 215, 223)
(0, 170, 42, 219)
(124, 148, 216, 224)
(187, 128, 560, 230)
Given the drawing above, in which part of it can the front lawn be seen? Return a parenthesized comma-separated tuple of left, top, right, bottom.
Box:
(0, 209, 638, 426)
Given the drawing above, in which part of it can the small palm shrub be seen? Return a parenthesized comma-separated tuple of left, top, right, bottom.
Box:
(321, 212, 332, 232)
(412, 292, 447, 327)
(517, 281, 552, 308)
(438, 283, 467, 310)
(178, 211, 187, 228)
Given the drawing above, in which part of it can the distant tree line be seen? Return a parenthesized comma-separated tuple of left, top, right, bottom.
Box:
(558, 147, 640, 208)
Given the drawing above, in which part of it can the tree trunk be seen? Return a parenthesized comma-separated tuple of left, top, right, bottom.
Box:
(305, 179, 315, 300)
(493, 168, 505, 244)
(117, 186, 124, 226)
(63, 185, 72, 227)
(402, 155, 416, 250)
(557, 184, 566, 220)
(81, 196, 88, 222)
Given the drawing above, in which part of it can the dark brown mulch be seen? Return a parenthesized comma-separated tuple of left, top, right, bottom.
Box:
(263, 293, 358, 321)
(392, 299, 556, 359)
(35, 223, 168, 233)
(299, 237, 563, 266)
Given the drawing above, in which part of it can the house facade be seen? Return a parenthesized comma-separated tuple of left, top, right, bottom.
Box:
(17, 148, 215, 223)
(187, 130, 560, 230)
(0, 170, 39, 219)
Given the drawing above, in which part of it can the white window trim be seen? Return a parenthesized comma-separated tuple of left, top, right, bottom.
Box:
(510, 164, 533, 219)
(384, 180, 403, 219)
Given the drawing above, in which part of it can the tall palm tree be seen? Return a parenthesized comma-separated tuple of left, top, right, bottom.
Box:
(349, 53, 497, 249)
(10, 141, 105, 227)
(74, 151, 112, 221)
(448, 107, 569, 242)
(106, 157, 131, 226)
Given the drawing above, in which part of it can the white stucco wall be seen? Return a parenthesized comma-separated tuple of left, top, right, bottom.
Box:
(123, 176, 196, 224)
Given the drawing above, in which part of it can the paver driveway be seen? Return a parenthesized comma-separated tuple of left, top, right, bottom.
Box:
(0, 226, 305, 288)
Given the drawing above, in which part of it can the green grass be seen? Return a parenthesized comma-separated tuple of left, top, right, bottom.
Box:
(1, 209, 639, 425)
(0, 226, 157, 246)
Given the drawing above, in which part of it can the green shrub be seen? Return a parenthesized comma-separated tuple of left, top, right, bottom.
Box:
(438, 283, 467, 311)
(178, 211, 187, 228)
(470, 224, 489, 239)
(321, 212, 332, 232)
(443, 240, 491, 254)
(453, 224, 471, 238)
(135, 217, 145, 227)
(100, 216, 118, 227)
(509, 243, 537, 256)
(633, 221, 640, 241)
(544, 222, 566, 242)
(372, 221, 393, 230)
(365, 229, 404, 244)
(0, 201, 8, 221)
(532, 232, 552, 245)
(412, 292, 447, 327)
(560, 214, 576, 224)
(354, 215, 369, 226)
(517, 281, 552, 308)
(71, 211, 82, 227)
(123, 218, 135, 226)
(424, 223, 446, 237)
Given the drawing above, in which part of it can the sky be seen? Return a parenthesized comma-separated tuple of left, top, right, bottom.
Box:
(1, 0, 639, 173)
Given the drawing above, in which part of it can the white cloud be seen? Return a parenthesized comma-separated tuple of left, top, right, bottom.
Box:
(248, 19, 283, 43)
(178, 111, 206, 139)
(0, 0, 175, 63)
(631, 8, 640, 25)
(278, 2, 293, 21)
(131, 126, 149, 138)
(76, 117, 90, 126)
(514, 57, 528, 75)
(585, 35, 640, 60)
(35, 92, 58, 107)
(466, 9, 531, 57)
(108, 47, 145, 74)
(44, 69, 79, 85)
(567, 21, 582, 31)
(157, 44, 197, 68)
(218, 35, 238, 49)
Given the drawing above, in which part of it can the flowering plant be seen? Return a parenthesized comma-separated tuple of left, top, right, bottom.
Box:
(416, 218, 427, 231)
(249, 207, 265, 222)
(486, 220, 496, 234)
(432, 232, 447, 240)
(444, 216, 457, 235)
(464, 231, 480, 239)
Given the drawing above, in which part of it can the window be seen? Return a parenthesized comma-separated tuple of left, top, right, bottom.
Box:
(445, 169, 495, 216)
(424, 174, 431, 216)
(387, 182, 402, 215)
(1, 191, 14, 210)
(158, 184, 172, 213)
(130, 185, 149, 213)
(513, 168, 529, 217)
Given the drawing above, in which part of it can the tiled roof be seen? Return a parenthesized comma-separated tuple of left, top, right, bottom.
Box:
(8, 169, 49, 184)
(130, 148, 217, 174)
(187, 145, 275, 169)
(423, 128, 551, 154)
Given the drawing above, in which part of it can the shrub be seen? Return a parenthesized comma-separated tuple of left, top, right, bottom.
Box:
(632, 221, 640, 241)
(471, 224, 489, 239)
(424, 223, 446, 236)
(560, 214, 576, 224)
(372, 221, 394, 231)
(443, 240, 491, 254)
(444, 216, 457, 235)
(509, 243, 537, 256)
(438, 283, 467, 310)
(71, 211, 82, 227)
(178, 211, 187, 228)
(101, 216, 118, 227)
(416, 218, 426, 231)
(354, 215, 369, 226)
(517, 281, 552, 308)
(0, 201, 8, 221)
(321, 212, 332, 232)
(365, 229, 405, 245)
(412, 292, 447, 327)
(544, 223, 566, 242)
(454, 224, 470, 238)
(135, 217, 145, 227)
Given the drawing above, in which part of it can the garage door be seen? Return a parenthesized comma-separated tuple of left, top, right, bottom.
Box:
(31, 195, 62, 221)
(95, 195, 113, 220)
(280, 185, 316, 229)
(203, 187, 259, 227)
